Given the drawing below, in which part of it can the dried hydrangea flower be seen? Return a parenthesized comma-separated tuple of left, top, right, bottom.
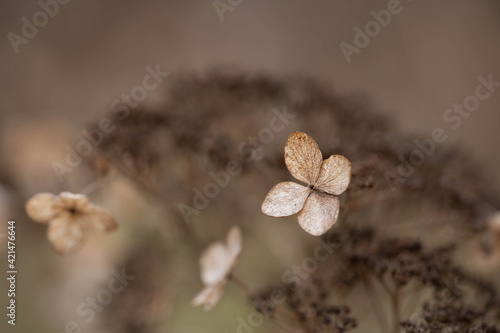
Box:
(261, 131, 351, 236)
(192, 226, 242, 311)
(25, 192, 117, 254)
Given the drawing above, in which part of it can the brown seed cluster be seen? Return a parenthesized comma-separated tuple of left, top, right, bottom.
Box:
(252, 279, 358, 333)
(88, 71, 500, 331)
(95, 71, 499, 233)
(320, 225, 500, 332)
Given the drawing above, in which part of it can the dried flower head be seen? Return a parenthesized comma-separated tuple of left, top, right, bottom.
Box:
(192, 226, 242, 311)
(25, 192, 117, 254)
(261, 131, 351, 236)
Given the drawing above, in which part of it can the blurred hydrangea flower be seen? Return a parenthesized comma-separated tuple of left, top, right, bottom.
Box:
(192, 226, 242, 311)
(25, 192, 117, 254)
(262, 131, 351, 236)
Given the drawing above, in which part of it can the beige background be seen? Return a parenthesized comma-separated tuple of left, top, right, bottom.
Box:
(1, 0, 499, 188)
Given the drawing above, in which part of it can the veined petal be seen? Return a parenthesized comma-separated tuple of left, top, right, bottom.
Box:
(315, 155, 351, 195)
(82, 204, 117, 232)
(25, 192, 61, 223)
(47, 213, 85, 254)
(261, 182, 311, 217)
(284, 132, 323, 185)
(298, 192, 340, 236)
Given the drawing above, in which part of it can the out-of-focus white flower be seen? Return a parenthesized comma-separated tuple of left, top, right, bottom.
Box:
(261, 131, 351, 236)
(25, 192, 117, 254)
(191, 226, 242, 311)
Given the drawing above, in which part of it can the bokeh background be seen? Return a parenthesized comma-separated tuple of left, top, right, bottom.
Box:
(1, 0, 500, 332)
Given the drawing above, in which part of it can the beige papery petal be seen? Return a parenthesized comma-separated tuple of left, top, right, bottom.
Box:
(58, 192, 90, 211)
(191, 283, 225, 311)
(200, 243, 233, 286)
(284, 132, 323, 185)
(298, 192, 340, 236)
(83, 204, 117, 232)
(226, 226, 242, 260)
(47, 213, 85, 254)
(315, 155, 352, 195)
(261, 182, 311, 217)
(25, 193, 61, 223)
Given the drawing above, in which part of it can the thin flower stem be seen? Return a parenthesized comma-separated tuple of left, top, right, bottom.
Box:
(402, 284, 426, 316)
(274, 308, 308, 333)
(228, 274, 253, 295)
(228, 275, 304, 333)
(108, 156, 206, 249)
(370, 272, 401, 333)
(391, 286, 401, 333)
(79, 169, 116, 196)
(269, 312, 304, 333)
(79, 178, 103, 196)
(372, 272, 394, 296)
(360, 273, 389, 333)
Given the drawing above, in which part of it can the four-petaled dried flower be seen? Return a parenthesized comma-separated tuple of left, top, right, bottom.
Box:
(192, 226, 242, 311)
(25, 192, 117, 254)
(261, 131, 351, 236)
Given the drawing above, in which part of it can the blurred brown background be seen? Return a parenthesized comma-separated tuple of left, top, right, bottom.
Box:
(2, 0, 500, 190)
(1, 0, 500, 332)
